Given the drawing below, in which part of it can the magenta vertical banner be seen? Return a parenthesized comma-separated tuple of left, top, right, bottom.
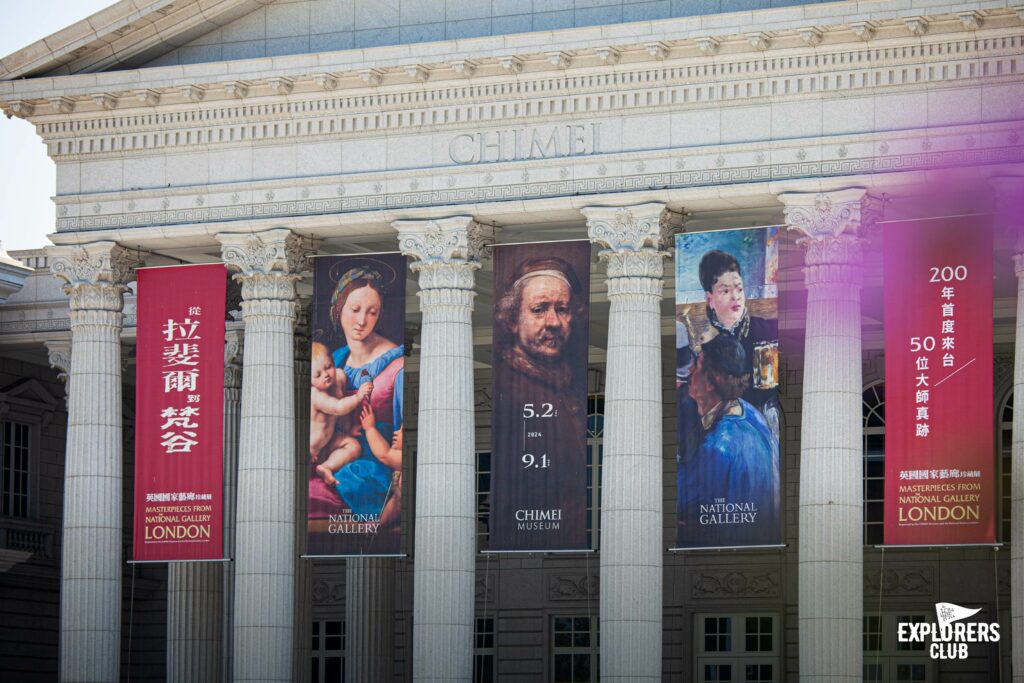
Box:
(490, 241, 591, 551)
(883, 217, 995, 545)
(134, 264, 226, 561)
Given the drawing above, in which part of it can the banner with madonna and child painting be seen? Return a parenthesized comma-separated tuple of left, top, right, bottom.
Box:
(307, 253, 406, 556)
(674, 227, 782, 549)
(490, 241, 591, 552)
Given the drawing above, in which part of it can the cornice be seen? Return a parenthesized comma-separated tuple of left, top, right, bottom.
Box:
(3, 6, 1023, 123)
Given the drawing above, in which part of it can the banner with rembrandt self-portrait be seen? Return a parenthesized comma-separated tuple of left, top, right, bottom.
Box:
(307, 253, 406, 556)
(134, 264, 226, 562)
(883, 217, 995, 546)
(674, 227, 782, 549)
(490, 241, 591, 551)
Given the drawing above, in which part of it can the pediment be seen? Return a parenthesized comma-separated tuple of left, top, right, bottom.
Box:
(0, 0, 270, 80)
(0, 378, 59, 411)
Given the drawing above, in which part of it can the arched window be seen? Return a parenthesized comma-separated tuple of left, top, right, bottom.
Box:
(862, 381, 885, 545)
(998, 391, 1013, 544)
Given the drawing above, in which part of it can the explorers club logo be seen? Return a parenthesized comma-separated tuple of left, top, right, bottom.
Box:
(897, 602, 1000, 659)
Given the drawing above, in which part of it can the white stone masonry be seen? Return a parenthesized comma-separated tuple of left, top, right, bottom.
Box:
(345, 557, 396, 681)
(779, 189, 878, 683)
(582, 202, 678, 683)
(46, 241, 142, 683)
(218, 228, 307, 683)
(222, 330, 243, 683)
(166, 330, 242, 683)
(992, 176, 1024, 683)
(293, 305, 312, 683)
(396, 216, 491, 682)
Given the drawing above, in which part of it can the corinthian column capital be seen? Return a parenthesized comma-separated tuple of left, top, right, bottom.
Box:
(217, 229, 310, 302)
(989, 176, 1024, 269)
(582, 202, 682, 292)
(46, 241, 144, 311)
(394, 216, 494, 291)
(779, 188, 880, 287)
(582, 202, 681, 254)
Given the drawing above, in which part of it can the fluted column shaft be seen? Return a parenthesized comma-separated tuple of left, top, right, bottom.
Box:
(993, 175, 1024, 683)
(47, 242, 141, 683)
(167, 564, 223, 681)
(396, 216, 490, 682)
(165, 331, 242, 682)
(780, 189, 876, 683)
(1012, 254, 1024, 683)
(293, 310, 312, 683)
(219, 229, 307, 682)
(583, 203, 675, 683)
(222, 333, 242, 683)
(346, 557, 396, 681)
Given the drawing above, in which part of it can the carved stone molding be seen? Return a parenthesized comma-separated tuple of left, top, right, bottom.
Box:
(863, 566, 933, 596)
(988, 176, 1024, 251)
(997, 563, 1009, 596)
(44, 340, 72, 401)
(46, 241, 143, 311)
(394, 216, 494, 291)
(311, 579, 344, 606)
(779, 188, 881, 286)
(224, 330, 243, 388)
(217, 228, 310, 303)
(548, 574, 599, 601)
(582, 203, 682, 289)
(994, 353, 1013, 385)
(582, 202, 680, 255)
(779, 188, 881, 242)
(475, 575, 494, 603)
(691, 570, 780, 599)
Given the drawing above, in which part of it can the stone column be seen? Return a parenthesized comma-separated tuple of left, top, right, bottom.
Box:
(47, 241, 142, 683)
(167, 563, 222, 681)
(293, 300, 312, 683)
(779, 189, 878, 683)
(218, 229, 307, 682)
(345, 557, 396, 681)
(992, 176, 1024, 683)
(395, 216, 490, 682)
(222, 329, 243, 683)
(582, 203, 677, 683)
(166, 332, 242, 680)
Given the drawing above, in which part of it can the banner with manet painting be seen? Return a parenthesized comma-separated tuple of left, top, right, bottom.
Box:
(883, 217, 995, 546)
(675, 227, 782, 549)
(134, 264, 226, 561)
(490, 241, 591, 551)
(307, 253, 406, 556)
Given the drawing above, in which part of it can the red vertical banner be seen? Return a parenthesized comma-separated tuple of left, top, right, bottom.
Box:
(883, 217, 995, 546)
(134, 264, 226, 561)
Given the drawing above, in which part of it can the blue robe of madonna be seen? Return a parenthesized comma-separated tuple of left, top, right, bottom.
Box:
(331, 344, 404, 516)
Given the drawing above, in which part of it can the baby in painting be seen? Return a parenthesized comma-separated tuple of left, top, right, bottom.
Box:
(310, 341, 372, 485)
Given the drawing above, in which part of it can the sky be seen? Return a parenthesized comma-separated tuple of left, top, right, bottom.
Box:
(0, 0, 115, 252)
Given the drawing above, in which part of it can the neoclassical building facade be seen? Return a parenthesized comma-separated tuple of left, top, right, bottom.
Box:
(0, 0, 1022, 681)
